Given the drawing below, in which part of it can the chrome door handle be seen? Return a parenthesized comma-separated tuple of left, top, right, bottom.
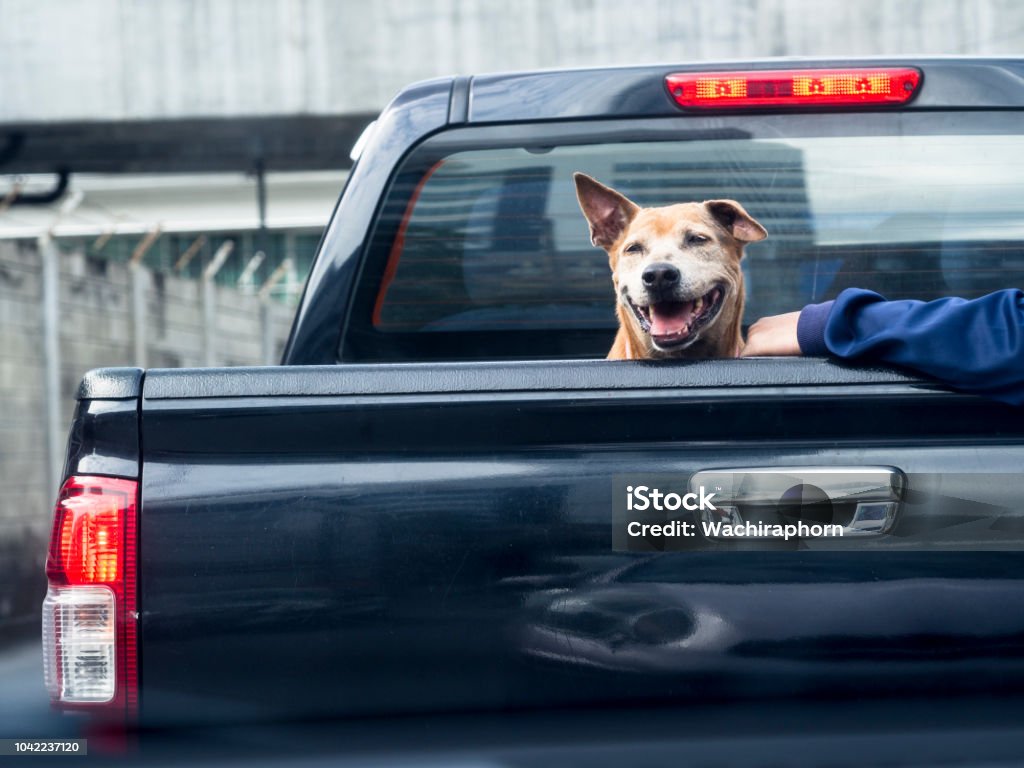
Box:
(688, 466, 906, 537)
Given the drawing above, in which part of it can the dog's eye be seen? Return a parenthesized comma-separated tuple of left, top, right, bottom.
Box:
(624, 242, 645, 254)
(686, 234, 709, 246)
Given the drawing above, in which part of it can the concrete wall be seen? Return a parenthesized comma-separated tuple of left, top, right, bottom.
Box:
(1, 0, 1021, 122)
(0, 241, 48, 626)
(0, 239, 294, 628)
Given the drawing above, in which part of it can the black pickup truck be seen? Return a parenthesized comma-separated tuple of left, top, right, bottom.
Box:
(43, 58, 1024, 761)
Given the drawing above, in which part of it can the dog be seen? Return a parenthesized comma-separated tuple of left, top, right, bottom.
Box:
(573, 172, 767, 360)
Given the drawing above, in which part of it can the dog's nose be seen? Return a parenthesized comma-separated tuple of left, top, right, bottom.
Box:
(642, 262, 680, 291)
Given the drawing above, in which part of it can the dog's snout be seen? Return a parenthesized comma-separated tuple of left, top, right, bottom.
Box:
(642, 262, 680, 292)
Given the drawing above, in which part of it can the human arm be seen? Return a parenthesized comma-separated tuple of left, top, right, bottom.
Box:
(742, 288, 1024, 405)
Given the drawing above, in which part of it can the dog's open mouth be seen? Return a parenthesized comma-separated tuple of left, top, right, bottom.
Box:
(629, 285, 726, 348)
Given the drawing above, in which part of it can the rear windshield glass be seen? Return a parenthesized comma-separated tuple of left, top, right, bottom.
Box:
(352, 113, 1024, 360)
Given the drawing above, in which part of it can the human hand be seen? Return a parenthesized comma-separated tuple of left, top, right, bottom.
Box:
(741, 311, 802, 356)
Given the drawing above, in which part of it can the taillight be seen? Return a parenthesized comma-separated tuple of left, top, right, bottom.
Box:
(666, 67, 921, 109)
(42, 476, 138, 717)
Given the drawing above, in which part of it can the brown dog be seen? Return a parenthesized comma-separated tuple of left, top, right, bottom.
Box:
(574, 173, 767, 360)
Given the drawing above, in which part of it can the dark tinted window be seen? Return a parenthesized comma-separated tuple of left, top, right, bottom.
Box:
(348, 114, 1024, 361)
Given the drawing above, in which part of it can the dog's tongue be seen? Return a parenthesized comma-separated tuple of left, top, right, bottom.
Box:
(650, 301, 696, 337)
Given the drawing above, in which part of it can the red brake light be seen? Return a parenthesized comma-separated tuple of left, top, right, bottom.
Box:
(666, 67, 921, 110)
(50, 485, 128, 585)
(43, 476, 139, 718)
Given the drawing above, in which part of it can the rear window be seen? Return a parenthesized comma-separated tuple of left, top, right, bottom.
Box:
(345, 112, 1024, 362)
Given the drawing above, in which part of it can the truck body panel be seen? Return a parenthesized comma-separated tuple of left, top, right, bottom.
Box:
(133, 363, 1024, 723)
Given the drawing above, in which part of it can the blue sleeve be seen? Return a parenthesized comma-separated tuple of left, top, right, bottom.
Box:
(797, 288, 1024, 405)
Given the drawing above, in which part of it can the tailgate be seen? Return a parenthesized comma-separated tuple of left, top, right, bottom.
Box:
(138, 362, 1024, 723)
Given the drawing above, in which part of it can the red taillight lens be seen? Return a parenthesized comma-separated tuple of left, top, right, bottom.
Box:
(50, 488, 126, 585)
(666, 67, 921, 109)
(43, 476, 138, 717)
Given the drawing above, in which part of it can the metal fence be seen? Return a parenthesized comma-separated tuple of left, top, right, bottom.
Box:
(0, 237, 298, 632)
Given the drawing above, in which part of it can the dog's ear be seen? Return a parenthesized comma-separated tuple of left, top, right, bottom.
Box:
(705, 200, 768, 244)
(574, 173, 639, 249)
